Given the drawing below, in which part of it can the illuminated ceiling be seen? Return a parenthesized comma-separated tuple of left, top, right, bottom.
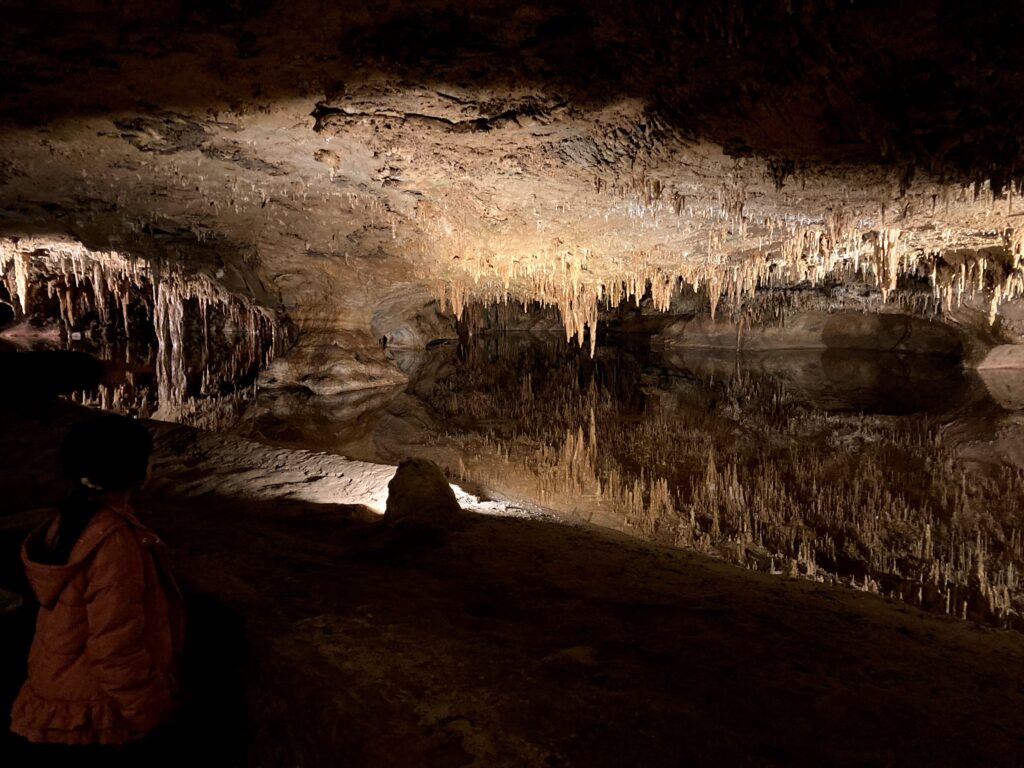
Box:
(2, 1, 1024, 362)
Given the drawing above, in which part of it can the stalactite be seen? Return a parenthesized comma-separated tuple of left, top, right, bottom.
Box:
(417, 175, 1024, 352)
(0, 236, 286, 424)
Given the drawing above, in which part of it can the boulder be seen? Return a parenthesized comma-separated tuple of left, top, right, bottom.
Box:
(384, 458, 463, 526)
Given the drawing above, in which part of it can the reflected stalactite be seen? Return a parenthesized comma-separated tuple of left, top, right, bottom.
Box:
(153, 281, 187, 414)
(410, 335, 1024, 629)
(0, 237, 286, 424)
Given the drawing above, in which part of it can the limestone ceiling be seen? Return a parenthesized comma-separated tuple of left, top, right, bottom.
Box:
(2, 1, 1024, 345)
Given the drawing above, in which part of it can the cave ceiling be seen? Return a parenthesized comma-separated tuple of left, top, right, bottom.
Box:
(2, 0, 1024, 354)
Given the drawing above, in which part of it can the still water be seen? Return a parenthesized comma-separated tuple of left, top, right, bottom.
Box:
(7, 319, 1024, 629)
(239, 333, 1024, 629)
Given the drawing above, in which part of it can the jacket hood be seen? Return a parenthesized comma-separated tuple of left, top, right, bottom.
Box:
(21, 510, 130, 608)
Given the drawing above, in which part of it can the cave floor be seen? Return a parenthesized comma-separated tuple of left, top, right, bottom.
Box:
(3, 400, 1024, 767)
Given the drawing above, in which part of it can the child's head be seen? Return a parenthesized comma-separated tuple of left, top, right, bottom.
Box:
(60, 414, 153, 493)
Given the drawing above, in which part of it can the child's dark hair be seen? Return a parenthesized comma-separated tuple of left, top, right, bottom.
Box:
(41, 415, 153, 565)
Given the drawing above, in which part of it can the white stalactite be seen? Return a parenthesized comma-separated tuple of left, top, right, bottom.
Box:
(0, 236, 284, 422)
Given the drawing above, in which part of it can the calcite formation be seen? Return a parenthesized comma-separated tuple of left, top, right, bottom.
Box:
(0, 237, 285, 422)
(1, 2, 1024, 376)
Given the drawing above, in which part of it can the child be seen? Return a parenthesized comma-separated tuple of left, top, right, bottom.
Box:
(10, 414, 184, 752)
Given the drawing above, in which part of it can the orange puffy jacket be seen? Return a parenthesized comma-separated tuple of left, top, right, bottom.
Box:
(10, 505, 185, 745)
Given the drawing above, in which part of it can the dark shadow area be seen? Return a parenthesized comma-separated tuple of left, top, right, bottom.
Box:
(0, 350, 102, 400)
(663, 347, 971, 415)
(0, 519, 247, 767)
(3, 1, 1024, 180)
(171, 592, 248, 766)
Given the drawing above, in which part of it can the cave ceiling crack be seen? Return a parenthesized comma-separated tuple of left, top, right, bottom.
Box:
(310, 100, 568, 134)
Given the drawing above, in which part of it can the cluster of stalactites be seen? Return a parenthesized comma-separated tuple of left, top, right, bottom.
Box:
(1, 240, 150, 333)
(149, 273, 283, 414)
(434, 251, 603, 354)
(0, 237, 285, 417)
(928, 233, 1024, 324)
(430, 214, 1024, 355)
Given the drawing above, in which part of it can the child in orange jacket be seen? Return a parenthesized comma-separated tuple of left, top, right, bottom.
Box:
(11, 414, 184, 748)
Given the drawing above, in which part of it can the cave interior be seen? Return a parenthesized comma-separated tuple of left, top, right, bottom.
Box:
(3, 2, 1024, 766)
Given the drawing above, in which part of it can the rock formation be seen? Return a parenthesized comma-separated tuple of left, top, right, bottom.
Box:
(2, 1, 1024, 386)
(5, 3, 1024, 764)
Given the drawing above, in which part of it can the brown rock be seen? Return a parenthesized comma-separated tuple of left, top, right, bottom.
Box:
(384, 458, 463, 526)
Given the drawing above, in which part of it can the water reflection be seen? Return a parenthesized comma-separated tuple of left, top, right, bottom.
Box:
(0, 293, 278, 427)
(0, 319, 266, 426)
(0, 244, 283, 425)
(662, 347, 971, 415)
(245, 333, 1024, 629)
(977, 368, 1024, 411)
